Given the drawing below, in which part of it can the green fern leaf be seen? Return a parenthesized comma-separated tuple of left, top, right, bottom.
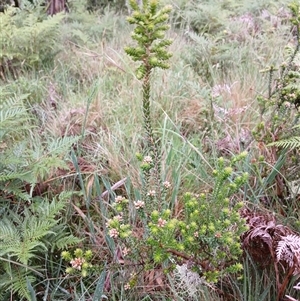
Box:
(54, 235, 82, 250)
(9, 267, 36, 300)
(0, 220, 21, 256)
(268, 136, 300, 149)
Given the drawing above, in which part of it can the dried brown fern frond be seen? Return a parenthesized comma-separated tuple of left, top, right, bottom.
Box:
(241, 208, 300, 301)
(276, 234, 300, 275)
(241, 209, 292, 268)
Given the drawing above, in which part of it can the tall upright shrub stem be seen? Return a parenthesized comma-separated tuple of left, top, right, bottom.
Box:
(125, 0, 173, 201)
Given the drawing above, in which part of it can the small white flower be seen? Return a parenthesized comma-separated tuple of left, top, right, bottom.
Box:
(115, 196, 125, 203)
(124, 283, 131, 290)
(115, 214, 123, 222)
(122, 247, 130, 257)
(70, 257, 85, 270)
(289, 93, 296, 98)
(163, 181, 171, 189)
(109, 228, 119, 238)
(147, 190, 156, 197)
(284, 101, 291, 108)
(157, 218, 167, 228)
(134, 200, 145, 209)
(143, 156, 153, 164)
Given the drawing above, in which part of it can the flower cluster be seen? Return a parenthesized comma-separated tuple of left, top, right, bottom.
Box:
(157, 217, 167, 228)
(61, 248, 93, 277)
(106, 214, 131, 239)
(70, 257, 85, 270)
(113, 195, 129, 212)
(147, 190, 156, 197)
(134, 200, 145, 209)
(163, 181, 171, 189)
(140, 155, 154, 171)
(143, 156, 153, 164)
(122, 246, 130, 257)
(115, 195, 126, 203)
(109, 228, 119, 238)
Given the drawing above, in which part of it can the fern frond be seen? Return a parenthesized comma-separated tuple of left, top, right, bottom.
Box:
(248, 227, 273, 249)
(276, 234, 300, 271)
(0, 199, 68, 265)
(268, 137, 300, 149)
(17, 241, 47, 265)
(0, 106, 26, 122)
(33, 198, 66, 218)
(0, 219, 21, 256)
(29, 136, 78, 180)
(46, 136, 80, 156)
(5, 265, 36, 300)
(23, 217, 56, 242)
(0, 183, 31, 201)
(1, 3, 64, 78)
(54, 235, 82, 250)
(0, 91, 28, 107)
(0, 92, 31, 141)
(0, 171, 30, 182)
(0, 217, 45, 265)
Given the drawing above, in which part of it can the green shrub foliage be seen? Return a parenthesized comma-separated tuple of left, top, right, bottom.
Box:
(106, 153, 249, 285)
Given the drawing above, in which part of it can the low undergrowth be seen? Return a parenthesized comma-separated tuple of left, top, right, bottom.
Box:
(1, 0, 300, 300)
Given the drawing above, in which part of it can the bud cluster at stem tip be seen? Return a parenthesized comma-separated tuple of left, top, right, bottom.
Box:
(125, 0, 173, 79)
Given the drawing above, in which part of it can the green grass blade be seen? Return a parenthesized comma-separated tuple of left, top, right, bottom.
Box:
(92, 269, 107, 301)
(26, 277, 37, 301)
